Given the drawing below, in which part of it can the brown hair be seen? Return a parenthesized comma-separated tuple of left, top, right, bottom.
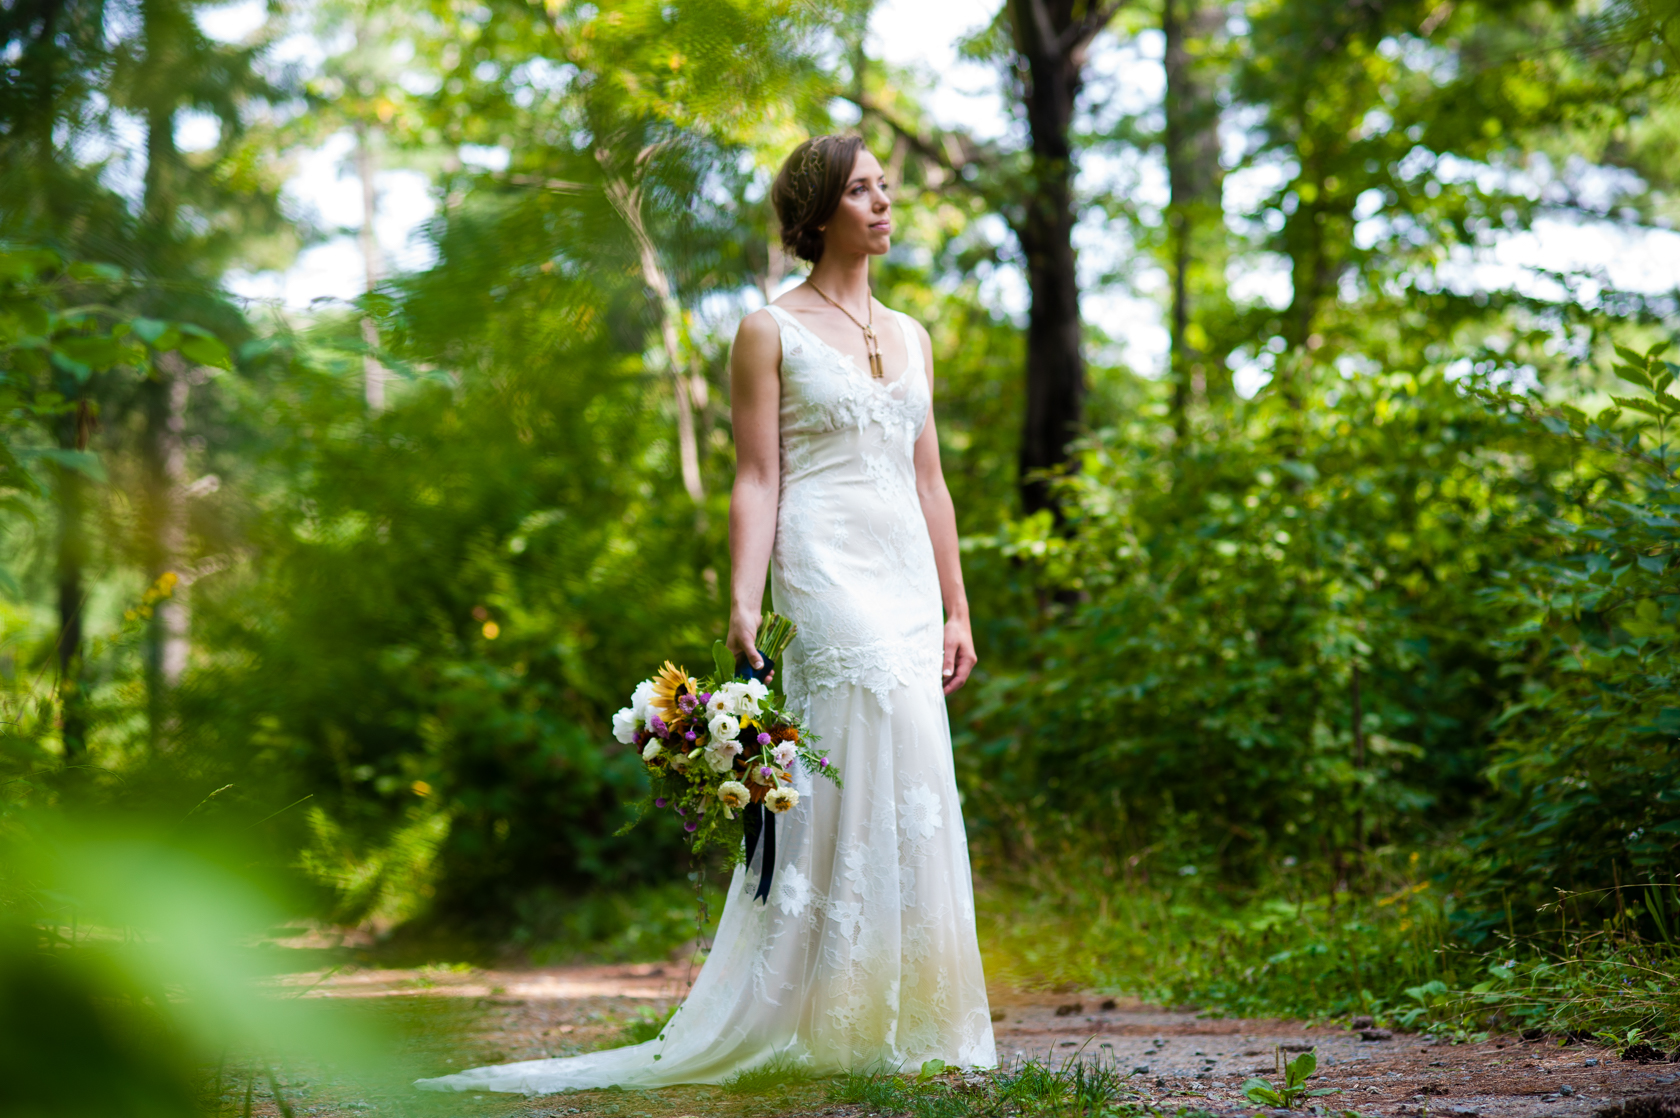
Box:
(771, 135, 868, 264)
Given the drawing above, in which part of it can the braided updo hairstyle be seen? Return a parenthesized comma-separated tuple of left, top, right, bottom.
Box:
(771, 135, 868, 264)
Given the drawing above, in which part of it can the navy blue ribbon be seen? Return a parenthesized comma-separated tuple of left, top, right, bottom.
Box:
(736, 648, 777, 903)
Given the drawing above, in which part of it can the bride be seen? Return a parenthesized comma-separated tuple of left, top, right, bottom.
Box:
(417, 135, 996, 1093)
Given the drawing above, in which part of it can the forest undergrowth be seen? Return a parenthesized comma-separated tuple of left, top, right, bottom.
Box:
(977, 861, 1680, 1049)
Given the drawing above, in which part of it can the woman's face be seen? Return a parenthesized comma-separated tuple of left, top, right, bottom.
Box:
(821, 149, 891, 258)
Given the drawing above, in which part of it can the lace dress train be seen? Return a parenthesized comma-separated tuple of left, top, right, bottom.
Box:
(416, 305, 995, 1093)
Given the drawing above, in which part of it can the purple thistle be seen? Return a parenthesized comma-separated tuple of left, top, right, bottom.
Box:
(698, 691, 712, 704)
(819, 757, 829, 768)
(684, 729, 698, 741)
(650, 714, 668, 737)
(684, 820, 698, 833)
(757, 732, 772, 746)
(654, 797, 667, 808)
(678, 694, 698, 712)
(675, 806, 686, 816)
(760, 766, 772, 779)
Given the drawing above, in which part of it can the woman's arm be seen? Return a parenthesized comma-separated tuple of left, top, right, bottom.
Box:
(726, 308, 782, 670)
(908, 319, 976, 695)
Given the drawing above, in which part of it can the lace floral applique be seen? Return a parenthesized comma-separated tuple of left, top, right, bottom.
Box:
(773, 863, 813, 918)
(900, 783, 944, 844)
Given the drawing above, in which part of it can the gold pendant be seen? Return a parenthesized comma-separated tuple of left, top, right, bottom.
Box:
(862, 325, 883, 378)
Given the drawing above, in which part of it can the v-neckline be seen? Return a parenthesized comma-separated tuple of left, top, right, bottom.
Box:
(773, 305, 915, 391)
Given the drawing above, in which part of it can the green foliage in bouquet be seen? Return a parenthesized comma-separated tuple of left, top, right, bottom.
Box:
(614, 613, 838, 861)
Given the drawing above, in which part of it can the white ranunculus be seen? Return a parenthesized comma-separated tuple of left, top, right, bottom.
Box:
(630, 679, 658, 721)
(641, 741, 664, 762)
(770, 742, 798, 768)
(718, 680, 759, 717)
(709, 711, 740, 741)
(743, 678, 770, 705)
(611, 707, 639, 745)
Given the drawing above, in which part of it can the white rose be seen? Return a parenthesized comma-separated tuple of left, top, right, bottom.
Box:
(718, 680, 759, 716)
(641, 741, 664, 762)
(611, 707, 639, 745)
(770, 742, 798, 768)
(630, 679, 658, 721)
(709, 711, 740, 741)
(743, 678, 769, 705)
(705, 737, 742, 773)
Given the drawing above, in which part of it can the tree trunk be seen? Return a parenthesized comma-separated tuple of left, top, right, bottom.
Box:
(147, 353, 191, 699)
(1012, 0, 1090, 520)
(355, 120, 387, 412)
(56, 401, 93, 763)
(1163, 0, 1225, 436)
(600, 156, 705, 506)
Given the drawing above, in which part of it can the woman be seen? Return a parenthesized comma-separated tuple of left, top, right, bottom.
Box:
(417, 135, 995, 1093)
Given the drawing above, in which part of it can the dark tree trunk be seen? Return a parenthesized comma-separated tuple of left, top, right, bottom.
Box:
(1010, 0, 1104, 519)
(1163, 0, 1225, 437)
(56, 401, 92, 762)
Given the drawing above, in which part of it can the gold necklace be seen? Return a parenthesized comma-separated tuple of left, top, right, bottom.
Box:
(807, 281, 884, 379)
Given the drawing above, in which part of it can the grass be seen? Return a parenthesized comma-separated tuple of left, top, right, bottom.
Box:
(829, 1058, 1226, 1118)
(975, 859, 1680, 1047)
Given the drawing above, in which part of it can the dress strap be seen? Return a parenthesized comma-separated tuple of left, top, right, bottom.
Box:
(893, 310, 924, 383)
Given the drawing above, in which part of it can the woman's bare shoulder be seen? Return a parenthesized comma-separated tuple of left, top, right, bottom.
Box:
(732, 308, 782, 376)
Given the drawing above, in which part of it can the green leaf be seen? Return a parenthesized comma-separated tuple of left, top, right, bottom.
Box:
(917, 1058, 947, 1081)
(1616, 344, 1650, 368)
(1243, 1078, 1284, 1106)
(1611, 396, 1665, 418)
(712, 640, 734, 681)
(26, 448, 106, 482)
(66, 261, 124, 284)
(1308, 1088, 1343, 1096)
(1286, 1049, 1317, 1087)
(131, 317, 169, 345)
(177, 332, 230, 369)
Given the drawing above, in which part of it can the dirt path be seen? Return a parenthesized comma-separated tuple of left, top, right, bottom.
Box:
(256, 961, 1680, 1118)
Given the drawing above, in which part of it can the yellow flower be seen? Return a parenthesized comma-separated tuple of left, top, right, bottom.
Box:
(651, 660, 696, 719)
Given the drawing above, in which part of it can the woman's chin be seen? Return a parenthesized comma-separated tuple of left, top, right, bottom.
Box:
(866, 235, 892, 256)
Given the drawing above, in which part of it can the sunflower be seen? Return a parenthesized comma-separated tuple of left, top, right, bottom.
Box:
(650, 660, 696, 720)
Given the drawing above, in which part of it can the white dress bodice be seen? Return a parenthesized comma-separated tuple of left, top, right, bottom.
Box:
(766, 304, 945, 709)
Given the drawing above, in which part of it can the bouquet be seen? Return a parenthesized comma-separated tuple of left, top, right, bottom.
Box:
(613, 613, 838, 902)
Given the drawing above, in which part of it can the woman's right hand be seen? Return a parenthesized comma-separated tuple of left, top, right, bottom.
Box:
(725, 609, 763, 671)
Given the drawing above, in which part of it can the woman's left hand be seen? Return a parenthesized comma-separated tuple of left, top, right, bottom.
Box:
(941, 615, 977, 695)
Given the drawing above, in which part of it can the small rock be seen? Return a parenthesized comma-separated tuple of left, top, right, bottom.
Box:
(1054, 1003, 1083, 1017)
(1059, 1040, 1076, 1047)
(1421, 1083, 1450, 1096)
(1561, 1085, 1576, 1096)
(1361, 1029, 1394, 1042)
(1133, 1065, 1151, 1075)
(1101, 998, 1118, 1011)
(1585, 1058, 1599, 1067)
(1351, 1016, 1376, 1030)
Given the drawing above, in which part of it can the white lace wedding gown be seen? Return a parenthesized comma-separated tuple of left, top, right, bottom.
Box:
(416, 304, 996, 1094)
